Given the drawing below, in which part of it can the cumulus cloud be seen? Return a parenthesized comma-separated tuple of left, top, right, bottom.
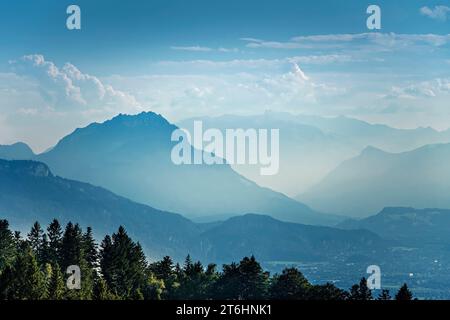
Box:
(10, 54, 140, 112)
(387, 78, 450, 99)
(420, 6, 450, 21)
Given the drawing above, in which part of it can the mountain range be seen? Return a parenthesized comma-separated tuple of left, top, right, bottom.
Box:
(179, 111, 450, 197)
(338, 207, 450, 246)
(0, 159, 383, 263)
(300, 143, 450, 217)
(33, 112, 338, 225)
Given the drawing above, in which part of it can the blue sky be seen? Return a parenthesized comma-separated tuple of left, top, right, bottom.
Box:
(0, 0, 449, 151)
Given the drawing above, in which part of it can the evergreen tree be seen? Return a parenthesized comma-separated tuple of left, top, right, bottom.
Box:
(61, 223, 94, 300)
(27, 221, 43, 257)
(377, 289, 391, 300)
(149, 256, 178, 299)
(349, 278, 373, 300)
(82, 227, 98, 269)
(47, 219, 63, 264)
(99, 226, 147, 299)
(93, 277, 119, 300)
(39, 234, 50, 265)
(175, 256, 215, 300)
(143, 274, 165, 300)
(308, 283, 348, 301)
(238, 256, 269, 299)
(213, 262, 241, 299)
(0, 220, 16, 273)
(47, 262, 65, 300)
(0, 243, 47, 300)
(60, 222, 83, 269)
(214, 256, 269, 300)
(270, 267, 311, 300)
(395, 284, 413, 301)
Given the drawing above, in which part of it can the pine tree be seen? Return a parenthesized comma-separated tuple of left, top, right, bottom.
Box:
(48, 262, 65, 300)
(93, 277, 119, 300)
(238, 256, 269, 300)
(27, 221, 43, 257)
(1, 243, 47, 300)
(47, 219, 63, 264)
(61, 223, 94, 300)
(395, 283, 413, 301)
(349, 278, 373, 300)
(213, 262, 241, 299)
(60, 222, 83, 269)
(270, 267, 311, 300)
(308, 283, 348, 301)
(82, 227, 98, 269)
(377, 289, 391, 300)
(149, 256, 178, 299)
(100, 226, 147, 299)
(0, 219, 16, 273)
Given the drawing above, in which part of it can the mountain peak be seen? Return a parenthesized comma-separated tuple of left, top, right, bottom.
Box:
(0, 159, 52, 178)
(360, 145, 386, 157)
(107, 111, 171, 127)
(0, 142, 35, 160)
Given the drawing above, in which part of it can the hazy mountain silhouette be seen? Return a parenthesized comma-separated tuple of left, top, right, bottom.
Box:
(0, 159, 382, 263)
(36, 112, 338, 225)
(0, 142, 35, 160)
(180, 111, 450, 196)
(0, 159, 202, 260)
(201, 214, 385, 263)
(300, 143, 450, 217)
(338, 207, 450, 246)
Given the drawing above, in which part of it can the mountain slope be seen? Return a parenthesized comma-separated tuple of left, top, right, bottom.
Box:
(0, 159, 383, 263)
(338, 207, 450, 246)
(36, 112, 337, 225)
(180, 112, 450, 196)
(300, 143, 450, 217)
(0, 142, 35, 160)
(0, 159, 202, 260)
(200, 214, 385, 263)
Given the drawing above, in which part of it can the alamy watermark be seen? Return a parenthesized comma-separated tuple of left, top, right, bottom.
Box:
(367, 265, 381, 290)
(66, 265, 81, 290)
(171, 121, 280, 176)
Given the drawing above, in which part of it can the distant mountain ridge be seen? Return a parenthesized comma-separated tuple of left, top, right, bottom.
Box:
(338, 207, 450, 246)
(0, 142, 35, 160)
(180, 111, 450, 196)
(35, 112, 338, 226)
(300, 143, 450, 217)
(0, 159, 382, 263)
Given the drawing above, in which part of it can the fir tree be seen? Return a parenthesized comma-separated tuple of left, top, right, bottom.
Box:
(395, 283, 413, 301)
(82, 227, 98, 269)
(377, 289, 391, 300)
(27, 221, 43, 257)
(48, 262, 65, 300)
(349, 278, 373, 300)
(47, 219, 63, 264)
(270, 267, 311, 300)
(0, 220, 16, 273)
(1, 243, 47, 300)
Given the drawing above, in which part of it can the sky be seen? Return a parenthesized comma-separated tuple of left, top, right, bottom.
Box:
(0, 0, 449, 152)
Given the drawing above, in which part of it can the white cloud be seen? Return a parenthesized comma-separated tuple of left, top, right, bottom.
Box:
(420, 6, 450, 21)
(388, 78, 450, 99)
(242, 33, 450, 49)
(0, 55, 143, 151)
(171, 46, 239, 53)
(10, 54, 140, 112)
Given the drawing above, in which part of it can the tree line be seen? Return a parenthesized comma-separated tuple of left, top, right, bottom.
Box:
(0, 219, 414, 300)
